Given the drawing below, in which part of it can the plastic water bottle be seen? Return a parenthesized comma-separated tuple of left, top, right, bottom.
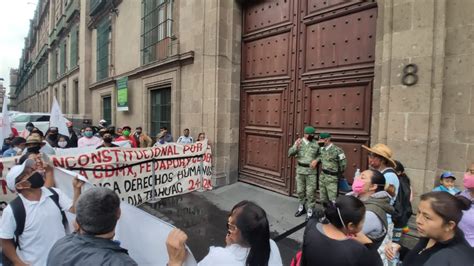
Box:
(354, 168, 361, 178)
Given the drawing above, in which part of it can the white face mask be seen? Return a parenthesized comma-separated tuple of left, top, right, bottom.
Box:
(58, 141, 68, 148)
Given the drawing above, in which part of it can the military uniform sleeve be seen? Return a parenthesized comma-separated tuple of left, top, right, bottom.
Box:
(288, 143, 298, 157)
(337, 147, 347, 171)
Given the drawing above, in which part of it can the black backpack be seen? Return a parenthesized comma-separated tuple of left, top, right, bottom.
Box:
(9, 187, 68, 249)
(383, 169, 413, 227)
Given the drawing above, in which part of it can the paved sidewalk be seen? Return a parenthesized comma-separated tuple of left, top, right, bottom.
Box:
(140, 182, 304, 265)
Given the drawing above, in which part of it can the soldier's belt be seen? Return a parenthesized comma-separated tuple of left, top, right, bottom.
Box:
(298, 162, 310, 168)
(322, 169, 339, 176)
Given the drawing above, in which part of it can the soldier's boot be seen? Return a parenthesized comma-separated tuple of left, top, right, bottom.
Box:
(294, 204, 306, 217)
(306, 208, 313, 221)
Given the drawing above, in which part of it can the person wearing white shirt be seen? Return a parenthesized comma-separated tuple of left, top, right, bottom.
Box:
(166, 201, 283, 266)
(0, 159, 84, 266)
(176, 129, 193, 144)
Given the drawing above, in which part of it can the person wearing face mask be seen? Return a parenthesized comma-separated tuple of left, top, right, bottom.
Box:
(106, 126, 119, 140)
(57, 136, 70, 149)
(433, 172, 461, 195)
(115, 126, 138, 148)
(19, 122, 35, 139)
(166, 200, 282, 266)
(458, 163, 474, 247)
(0, 159, 84, 266)
(96, 133, 119, 149)
(3, 137, 26, 157)
(386, 192, 474, 265)
(317, 133, 347, 205)
(298, 195, 377, 266)
(45, 127, 70, 148)
(133, 126, 152, 148)
(288, 126, 320, 220)
(348, 169, 394, 252)
(78, 126, 103, 148)
(24, 133, 47, 154)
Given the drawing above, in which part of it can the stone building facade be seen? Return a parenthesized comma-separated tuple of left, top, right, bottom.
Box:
(12, 0, 474, 204)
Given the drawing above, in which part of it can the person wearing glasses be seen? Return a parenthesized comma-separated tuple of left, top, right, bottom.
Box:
(166, 201, 283, 266)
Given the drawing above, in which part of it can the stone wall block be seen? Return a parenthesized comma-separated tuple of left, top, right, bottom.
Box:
(392, 2, 412, 32)
(438, 142, 468, 171)
(388, 85, 431, 113)
(407, 113, 430, 142)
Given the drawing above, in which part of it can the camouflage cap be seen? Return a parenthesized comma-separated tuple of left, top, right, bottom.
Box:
(319, 132, 331, 139)
(304, 126, 316, 134)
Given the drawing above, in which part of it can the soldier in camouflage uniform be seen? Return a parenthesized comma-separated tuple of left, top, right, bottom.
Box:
(317, 133, 347, 204)
(288, 126, 320, 219)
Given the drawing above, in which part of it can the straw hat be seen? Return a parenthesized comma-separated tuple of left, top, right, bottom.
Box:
(25, 134, 45, 146)
(362, 143, 396, 168)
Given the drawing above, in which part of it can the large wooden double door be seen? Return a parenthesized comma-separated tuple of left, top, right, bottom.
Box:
(239, 0, 378, 195)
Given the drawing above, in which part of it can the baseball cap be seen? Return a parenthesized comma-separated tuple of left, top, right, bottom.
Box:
(440, 171, 456, 180)
(6, 159, 36, 192)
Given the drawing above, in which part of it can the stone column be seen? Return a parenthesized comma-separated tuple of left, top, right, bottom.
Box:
(373, 0, 447, 204)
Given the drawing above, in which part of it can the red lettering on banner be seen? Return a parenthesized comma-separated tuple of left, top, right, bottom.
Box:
(65, 157, 77, 168)
(90, 152, 102, 164)
(101, 150, 112, 163)
(0, 179, 7, 194)
(135, 151, 144, 160)
(52, 157, 65, 168)
(78, 154, 90, 166)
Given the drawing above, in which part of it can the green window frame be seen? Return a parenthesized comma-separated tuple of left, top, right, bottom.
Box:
(96, 18, 110, 81)
(60, 40, 67, 75)
(51, 50, 58, 81)
(70, 25, 79, 67)
(141, 0, 173, 65)
(150, 87, 171, 137)
(102, 96, 112, 125)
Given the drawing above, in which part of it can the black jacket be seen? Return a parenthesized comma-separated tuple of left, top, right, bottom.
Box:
(401, 229, 474, 265)
(47, 233, 138, 266)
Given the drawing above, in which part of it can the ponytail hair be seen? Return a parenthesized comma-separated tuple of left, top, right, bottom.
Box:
(232, 201, 270, 266)
(420, 191, 472, 225)
(324, 195, 365, 229)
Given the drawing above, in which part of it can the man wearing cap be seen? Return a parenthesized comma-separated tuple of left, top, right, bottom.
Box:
(433, 171, 460, 195)
(362, 143, 399, 265)
(288, 126, 320, 219)
(317, 133, 347, 204)
(115, 126, 138, 148)
(0, 159, 84, 266)
(98, 119, 107, 129)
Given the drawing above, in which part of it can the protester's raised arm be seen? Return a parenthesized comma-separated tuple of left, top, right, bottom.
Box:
(166, 228, 188, 266)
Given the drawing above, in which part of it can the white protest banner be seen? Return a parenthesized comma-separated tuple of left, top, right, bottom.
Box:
(49, 96, 69, 136)
(53, 168, 198, 265)
(0, 94, 12, 147)
(50, 140, 212, 205)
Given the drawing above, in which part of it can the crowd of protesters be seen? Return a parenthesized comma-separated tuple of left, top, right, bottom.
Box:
(0, 119, 208, 158)
(0, 121, 473, 265)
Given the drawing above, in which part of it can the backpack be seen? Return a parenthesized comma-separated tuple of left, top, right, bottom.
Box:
(9, 187, 68, 249)
(382, 169, 413, 228)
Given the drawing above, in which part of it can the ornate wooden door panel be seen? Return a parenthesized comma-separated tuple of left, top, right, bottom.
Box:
(239, 0, 298, 194)
(239, 0, 378, 194)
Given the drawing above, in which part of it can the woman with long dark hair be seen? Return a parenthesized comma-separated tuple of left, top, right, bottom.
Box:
(299, 195, 378, 266)
(166, 200, 282, 266)
(385, 191, 474, 265)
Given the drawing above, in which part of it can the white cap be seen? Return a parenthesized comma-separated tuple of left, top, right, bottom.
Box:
(6, 159, 35, 192)
(99, 119, 107, 124)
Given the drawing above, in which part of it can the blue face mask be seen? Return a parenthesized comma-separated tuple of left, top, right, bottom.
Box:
(84, 131, 93, 138)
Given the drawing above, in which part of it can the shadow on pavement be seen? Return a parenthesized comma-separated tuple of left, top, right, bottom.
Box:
(140, 192, 301, 265)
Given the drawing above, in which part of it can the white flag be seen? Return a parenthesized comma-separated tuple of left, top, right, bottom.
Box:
(0, 95, 12, 146)
(49, 97, 69, 136)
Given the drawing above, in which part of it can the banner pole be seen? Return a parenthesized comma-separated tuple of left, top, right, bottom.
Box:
(197, 155, 205, 192)
(149, 159, 160, 203)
